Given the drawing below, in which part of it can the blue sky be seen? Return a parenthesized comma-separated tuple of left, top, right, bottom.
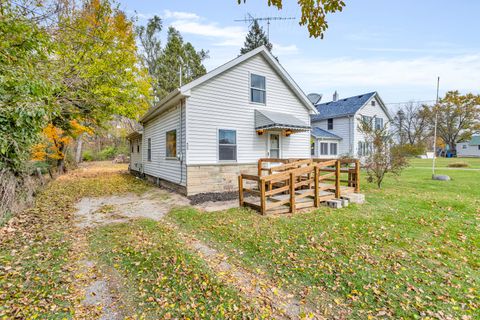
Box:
(119, 0, 480, 107)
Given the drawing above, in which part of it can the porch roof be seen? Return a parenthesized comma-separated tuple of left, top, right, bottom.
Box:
(254, 110, 310, 131)
(311, 127, 342, 140)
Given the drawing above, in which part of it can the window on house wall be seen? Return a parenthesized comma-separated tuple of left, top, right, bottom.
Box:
(131, 143, 134, 153)
(320, 142, 328, 155)
(137, 144, 140, 153)
(330, 143, 337, 155)
(375, 117, 384, 130)
(250, 74, 266, 104)
(219, 129, 237, 161)
(166, 130, 177, 158)
(311, 141, 315, 156)
(147, 138, 152, 161)
(361, 115, 373, 128)
(371, 100, 376, 106)
(462, 144, 467, 149)
(478, 145, 480, 150)
(327, 118, 333, 130)
(358, 141, 372, 157)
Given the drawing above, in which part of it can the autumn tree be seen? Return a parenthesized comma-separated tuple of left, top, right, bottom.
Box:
(240, 20, 272, 54)
(238, 0, 346, 38)
(0, 2, 54, 174)
(49, 0, 151, 171)
(358, 118, 408, 188)
(136, 18, 208, 101)
(424, 91, 480, 153)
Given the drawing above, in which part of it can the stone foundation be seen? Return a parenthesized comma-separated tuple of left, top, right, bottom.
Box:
(187, 163, 257, 195)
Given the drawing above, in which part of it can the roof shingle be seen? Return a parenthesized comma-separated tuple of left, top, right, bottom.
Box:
(311, 92, 376, 121)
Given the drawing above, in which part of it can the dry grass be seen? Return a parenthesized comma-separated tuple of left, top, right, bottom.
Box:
(447, 161, 470, 168)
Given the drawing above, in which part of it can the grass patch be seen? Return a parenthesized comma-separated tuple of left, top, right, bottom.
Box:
(0, 166, 149, 319)
(409, 157, 480, 169)
(89, 219, 258, 319)
(169, 166, 480, 318)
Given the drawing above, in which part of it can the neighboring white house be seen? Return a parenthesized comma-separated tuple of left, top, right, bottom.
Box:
(456, 135, 480, 157)
(127, 46, 317, 195)
(310, 91, 393, 158)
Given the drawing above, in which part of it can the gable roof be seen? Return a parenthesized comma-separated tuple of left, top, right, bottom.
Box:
(311, 127, 342, 140)
(311, 92, 376, 121)
(140, 46, 317, 123)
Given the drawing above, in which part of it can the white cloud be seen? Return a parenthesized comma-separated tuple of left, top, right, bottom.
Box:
(284, 54, 480, 100)
(170, 20, 246, 47)
(272, 43, 299, 55)
(163, 10, 200, 21)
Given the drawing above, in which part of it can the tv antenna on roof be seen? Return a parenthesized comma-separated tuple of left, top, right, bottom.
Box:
(234, 13, 296, 43)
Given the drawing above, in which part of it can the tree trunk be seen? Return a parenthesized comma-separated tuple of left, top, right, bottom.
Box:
(75, 133, 84, 164)
(57, 143, 67, 174)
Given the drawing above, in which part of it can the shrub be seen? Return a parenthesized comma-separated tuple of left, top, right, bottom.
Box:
(98, 146, 117, 160)
(397, 144, 426, 156)
(82, 150, 94, 162)
(448, 162, 469, 168)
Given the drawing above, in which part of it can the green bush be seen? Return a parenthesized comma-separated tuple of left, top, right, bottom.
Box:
(98, 146, 117, 160)
(82, 150, 94, 162)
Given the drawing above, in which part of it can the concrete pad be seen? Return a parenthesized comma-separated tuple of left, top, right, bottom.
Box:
(325, 199, 343, 209)
(341, 193, 365, 204)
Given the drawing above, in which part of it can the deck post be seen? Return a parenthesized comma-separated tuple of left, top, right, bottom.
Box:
(354, 159, 360, 193)
(238, 175, 244, 207)
(289, 172, 296, 213)
(314, 165, 319, 207)
(260, 178, 266, 215)
(335, 160, 341, 198)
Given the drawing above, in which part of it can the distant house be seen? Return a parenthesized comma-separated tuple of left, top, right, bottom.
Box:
(456, 135, 480, 157)
(310, 91, 393, 158)
(127, 46, 317, 195)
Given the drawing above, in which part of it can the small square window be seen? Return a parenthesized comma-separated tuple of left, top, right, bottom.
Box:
(250, 74, 266, 104)
(371, 100, 376, 106)
(327, 118, 333, 130)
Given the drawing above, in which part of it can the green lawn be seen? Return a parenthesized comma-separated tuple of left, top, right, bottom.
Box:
(170, 163, 480, 318)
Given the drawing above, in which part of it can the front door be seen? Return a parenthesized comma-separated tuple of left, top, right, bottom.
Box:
(268, 133, 280, 159)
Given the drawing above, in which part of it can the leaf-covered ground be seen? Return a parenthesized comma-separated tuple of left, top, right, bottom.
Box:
(170, 162, 480, 319)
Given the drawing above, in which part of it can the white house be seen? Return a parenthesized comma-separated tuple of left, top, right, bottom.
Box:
(128, 46, 317, 195)
(310, 91, 393, 158)
(456, 135, 480, 157)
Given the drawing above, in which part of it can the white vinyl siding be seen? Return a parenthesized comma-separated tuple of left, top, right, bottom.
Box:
(312, 116, 352, 156)
(354, 95, 390, 157)
(143, 102, 186, 186)
(186, 54, 311, 165)
(456, 141, 480, 157)
(130, 138, 143, 171)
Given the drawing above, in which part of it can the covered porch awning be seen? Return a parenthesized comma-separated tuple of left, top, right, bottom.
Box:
(126, 130, 143, 140)
(254, 110, 310, 135)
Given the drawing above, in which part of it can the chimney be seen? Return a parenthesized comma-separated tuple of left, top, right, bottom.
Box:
(333, 91, 338, 102)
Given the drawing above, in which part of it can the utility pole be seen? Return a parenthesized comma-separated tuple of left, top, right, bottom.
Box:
(234, 13, 295, 43)
(432, 76, 440, 178)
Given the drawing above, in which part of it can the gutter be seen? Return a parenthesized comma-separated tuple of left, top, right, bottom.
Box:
(139, 89, 184, 123)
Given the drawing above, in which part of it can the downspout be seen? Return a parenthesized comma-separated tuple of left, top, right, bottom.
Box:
(179, 99, 184, 185)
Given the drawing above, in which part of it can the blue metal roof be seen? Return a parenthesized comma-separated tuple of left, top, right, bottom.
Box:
(311, 92, 377, 121)
(311, 127, 342, 140)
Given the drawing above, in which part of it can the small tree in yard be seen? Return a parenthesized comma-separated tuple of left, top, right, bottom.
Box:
(358, 118, 408, 188)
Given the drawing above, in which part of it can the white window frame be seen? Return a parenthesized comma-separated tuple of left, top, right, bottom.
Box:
(218, 128, 237, 162)
(375, 117, 384, 130)
(249, 73, 266, 105)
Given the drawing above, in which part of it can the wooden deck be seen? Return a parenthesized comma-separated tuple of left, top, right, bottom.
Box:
(239, 158, 360, 215)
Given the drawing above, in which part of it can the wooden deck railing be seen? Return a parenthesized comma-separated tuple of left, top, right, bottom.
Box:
(239, 158, 360, 215)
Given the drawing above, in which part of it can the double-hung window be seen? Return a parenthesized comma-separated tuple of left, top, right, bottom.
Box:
(147, 138, 152, 161)
(250, 74, 266, 104)
(375, 117, 384, 130)
(330, 143, 338, 155)
(320, 142, 329, 155)
(219, 129, 237, 161)
(166, 130, 177, 158)
(327, 118, 333, 130)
